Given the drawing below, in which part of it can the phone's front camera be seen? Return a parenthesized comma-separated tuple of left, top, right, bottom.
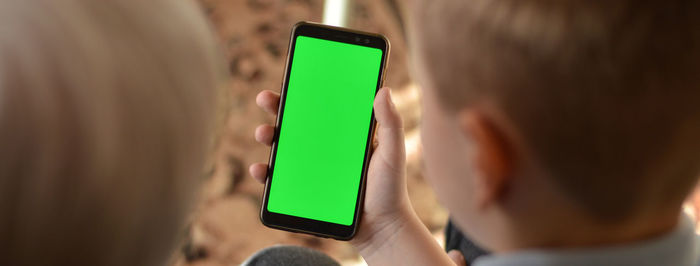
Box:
(364, 39, 370, 44)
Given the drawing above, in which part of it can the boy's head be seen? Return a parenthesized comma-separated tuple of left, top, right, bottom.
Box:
(409, 0, 700, 250)
(0, 0, 224, 264)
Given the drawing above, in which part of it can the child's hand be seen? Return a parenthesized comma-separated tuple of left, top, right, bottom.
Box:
(249, 88, 453, 265)
(248, 87, 413, 248)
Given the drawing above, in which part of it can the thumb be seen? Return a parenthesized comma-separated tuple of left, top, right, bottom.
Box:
(373, 87, 405, 163)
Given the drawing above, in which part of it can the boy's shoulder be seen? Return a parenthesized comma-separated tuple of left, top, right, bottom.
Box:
(472, 217, 700, 266)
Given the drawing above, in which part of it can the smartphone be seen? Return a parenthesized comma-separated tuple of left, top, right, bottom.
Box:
(260, 22, 389, 240)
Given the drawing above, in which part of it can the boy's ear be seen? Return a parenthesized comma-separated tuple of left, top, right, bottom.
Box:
(457, 110, 513, 209)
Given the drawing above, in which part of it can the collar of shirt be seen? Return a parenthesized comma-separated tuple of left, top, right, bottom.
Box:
(474, 216, 700, 266)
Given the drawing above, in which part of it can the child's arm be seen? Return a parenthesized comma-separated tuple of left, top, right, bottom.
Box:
(349, 87, 456, 266)
(250, 88, 455, 265)
(352, 206, 457, 266)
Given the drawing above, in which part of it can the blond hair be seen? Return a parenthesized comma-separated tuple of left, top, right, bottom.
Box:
(411, 0, 700, 221)
(0, 0, 224, 264)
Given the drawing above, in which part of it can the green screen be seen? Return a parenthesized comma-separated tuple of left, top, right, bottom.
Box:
(267, 35, 382, 226)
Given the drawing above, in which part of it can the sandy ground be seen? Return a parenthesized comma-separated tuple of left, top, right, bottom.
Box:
(172, 0, 446, 265)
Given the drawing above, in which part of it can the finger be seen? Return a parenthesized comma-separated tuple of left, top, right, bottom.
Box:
(249, 163, 268, 184)
(447, 250, 467, 266)
(256, 90, 281, 115)
(255, 124, 275, 146)
(373, 87, 405, 160)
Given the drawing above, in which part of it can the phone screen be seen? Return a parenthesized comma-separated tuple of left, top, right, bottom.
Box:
(266, 35, 383, 226)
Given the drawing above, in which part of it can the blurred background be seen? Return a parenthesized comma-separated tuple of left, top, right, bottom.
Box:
(172, 0, 446, 265)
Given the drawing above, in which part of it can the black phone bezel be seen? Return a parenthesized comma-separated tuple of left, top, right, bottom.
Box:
(259, 21, 390, 240)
